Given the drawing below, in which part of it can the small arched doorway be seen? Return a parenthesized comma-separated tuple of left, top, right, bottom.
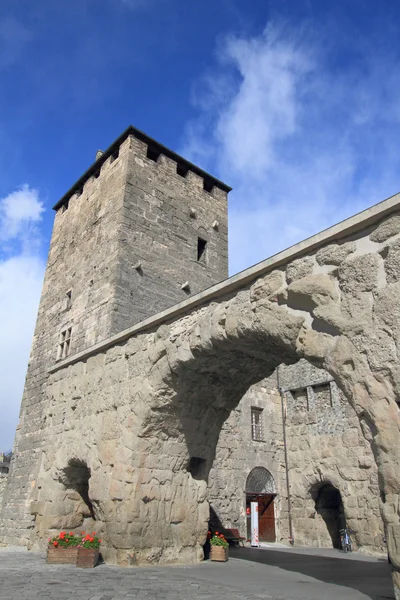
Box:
(246, 467, 276, 542)
(314, 483, 345, 549)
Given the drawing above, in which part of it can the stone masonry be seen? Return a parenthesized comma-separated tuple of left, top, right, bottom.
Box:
(1, 128, 399, 597)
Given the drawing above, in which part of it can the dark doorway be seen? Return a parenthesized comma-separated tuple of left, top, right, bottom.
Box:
(314, 483, 345, 549)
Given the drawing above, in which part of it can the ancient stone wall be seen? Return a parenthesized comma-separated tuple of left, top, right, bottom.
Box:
(0, 476, 7, 514)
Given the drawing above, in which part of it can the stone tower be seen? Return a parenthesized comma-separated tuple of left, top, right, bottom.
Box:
(0, 126, 230, 546)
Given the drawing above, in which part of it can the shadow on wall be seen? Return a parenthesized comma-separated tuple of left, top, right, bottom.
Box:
(60, 459, 96, 520)
(312, 483, 345, 549)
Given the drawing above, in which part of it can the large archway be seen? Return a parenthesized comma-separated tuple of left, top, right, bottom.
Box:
(144, 221, 400, 594)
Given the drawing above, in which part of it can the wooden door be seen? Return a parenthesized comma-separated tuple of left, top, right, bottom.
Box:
(258, 495, 276, 542)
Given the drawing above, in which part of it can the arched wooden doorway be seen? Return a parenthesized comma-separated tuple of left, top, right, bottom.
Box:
(246, 467, 276, 542)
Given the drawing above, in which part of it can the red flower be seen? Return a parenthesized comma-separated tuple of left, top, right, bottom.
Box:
(53, 541, 58, 547)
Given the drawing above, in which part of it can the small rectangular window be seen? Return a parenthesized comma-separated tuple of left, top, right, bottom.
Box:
(147, 146, 160, 162)
(197, 238, 207, 263)
(251, 407, 264, 441)
(57, 327, 72, 361)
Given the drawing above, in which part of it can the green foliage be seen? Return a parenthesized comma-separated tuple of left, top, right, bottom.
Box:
(209, 533, 229, 548)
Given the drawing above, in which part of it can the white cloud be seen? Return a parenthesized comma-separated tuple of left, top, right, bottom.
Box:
(0, 186, 45, 450)
(182, 22, 400, 274)
(0, 184, 44, 242)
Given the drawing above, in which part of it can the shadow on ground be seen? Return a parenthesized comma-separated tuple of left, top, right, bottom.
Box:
(230, 547, 394, 600)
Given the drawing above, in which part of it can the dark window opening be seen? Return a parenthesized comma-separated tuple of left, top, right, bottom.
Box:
(61, 200, 69, 213)
(61, 459, 96, 520)
(110, 147, 119, 163)
(177, 163, 189, 178)
(187, 456, 206, 480)
(94, 169, 100, 179)
(197, 237, 207, 262)
(147, 146, 161, 162)
(203, 179, 214, 193)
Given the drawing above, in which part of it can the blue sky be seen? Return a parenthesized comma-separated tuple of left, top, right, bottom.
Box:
(2, 0, 400, 448)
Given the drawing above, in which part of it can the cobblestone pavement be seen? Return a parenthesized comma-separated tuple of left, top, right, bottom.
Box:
(0, 547, 394, 600)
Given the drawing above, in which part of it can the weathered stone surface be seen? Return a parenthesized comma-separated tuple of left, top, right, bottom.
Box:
(315, 242, 356, 266)
(250, 271, 285, 304)
(338, 253, 381, 293)
(287, 274, 339, 313)
(286, 257, 314, 283)
(370, 213, 400, 243)
(384, 238, 400, 284)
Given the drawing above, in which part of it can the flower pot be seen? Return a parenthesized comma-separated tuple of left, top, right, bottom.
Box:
(210, 545, 229, 562)
(76, 547, 99, 568)
(46, 546, 79, 564)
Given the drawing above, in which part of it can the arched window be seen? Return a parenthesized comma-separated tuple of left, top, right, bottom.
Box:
(246, 467, 275, 494)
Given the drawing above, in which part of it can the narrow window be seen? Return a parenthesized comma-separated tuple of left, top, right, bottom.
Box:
(251, 407, 264, 441)
(94, 169, 100, 179)
(203, 179, 214, 193)
(57, 327, 72, 361)
(64, 290, 72, 311)
(177, 163, 189, 178)
(147, 146, 160, 162)
(110, 147, 119, 163)
(197, 237, 207, 263)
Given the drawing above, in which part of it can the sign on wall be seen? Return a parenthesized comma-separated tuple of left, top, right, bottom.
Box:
(251, 501, 259, 547)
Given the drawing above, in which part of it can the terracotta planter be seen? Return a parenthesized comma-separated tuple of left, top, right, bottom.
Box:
(76, 547, 99, 568)
(46, 546, 79, 564)
(210, 545, 229, 562)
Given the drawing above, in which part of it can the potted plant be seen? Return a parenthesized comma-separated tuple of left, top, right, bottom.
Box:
(47, 531, 80, 564)
(209, 532, 229, 562)
(76, 531, 101, 568)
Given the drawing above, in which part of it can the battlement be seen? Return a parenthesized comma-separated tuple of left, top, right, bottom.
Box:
(0, 453, 11, 476)
(53, 125, 231, 213)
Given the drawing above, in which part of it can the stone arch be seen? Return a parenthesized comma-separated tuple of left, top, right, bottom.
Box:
(144, 224, 400, 593)
(246, 467, 276, 495)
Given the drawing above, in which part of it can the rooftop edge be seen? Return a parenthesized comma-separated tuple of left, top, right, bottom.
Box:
(52, 125, 232, 211)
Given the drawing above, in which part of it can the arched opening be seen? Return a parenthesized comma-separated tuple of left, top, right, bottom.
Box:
(246, 467, 276, 542)
(313, 483, 345, 549)
(60, 459, 96, 521)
